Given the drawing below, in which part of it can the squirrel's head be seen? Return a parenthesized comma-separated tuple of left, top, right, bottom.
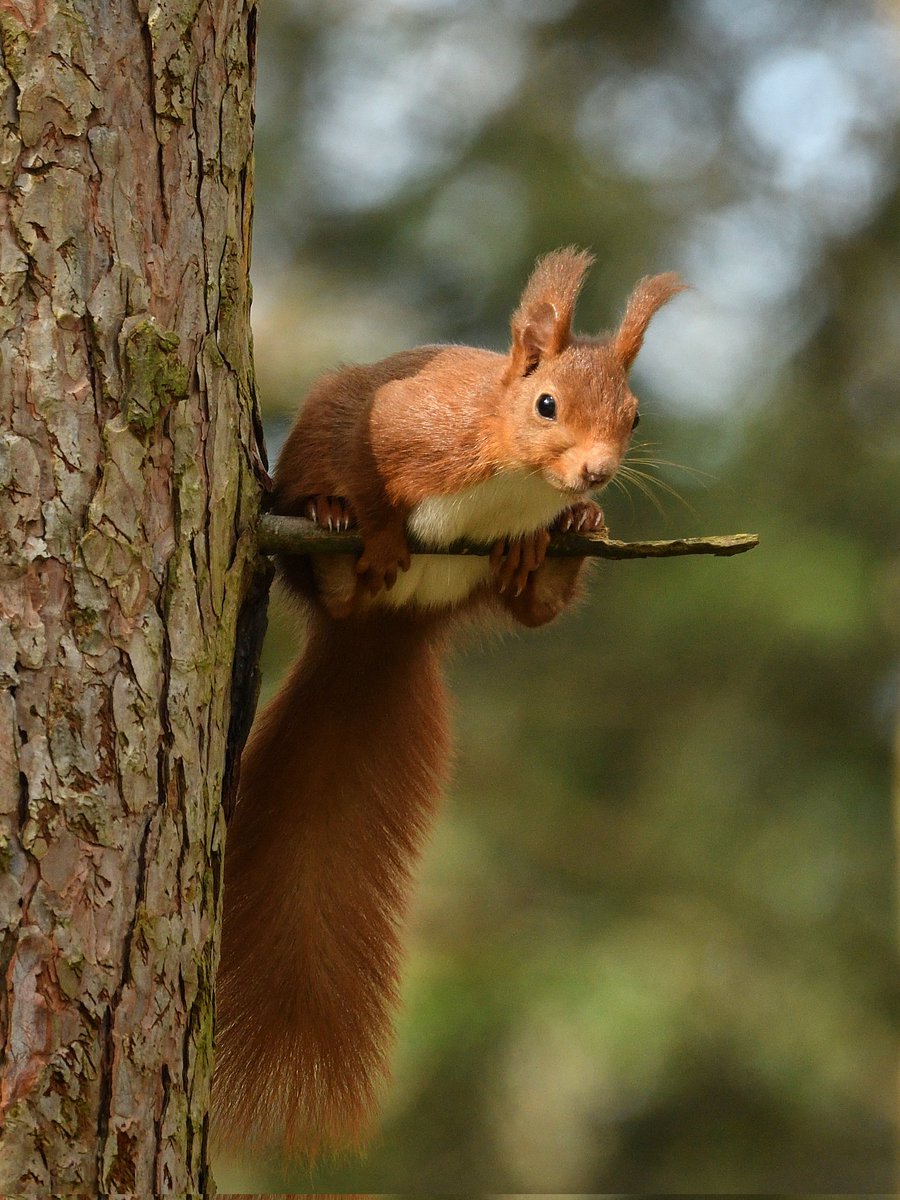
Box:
(498, 249, 686, 494)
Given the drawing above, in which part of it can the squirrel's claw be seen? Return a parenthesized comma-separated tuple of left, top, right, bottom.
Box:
(555, 501, 607, 535)
(304, 495, 358, 532)
(492, 529, 551, 595)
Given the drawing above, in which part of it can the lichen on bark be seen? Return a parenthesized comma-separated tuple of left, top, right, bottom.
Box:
(0, 0, 265, 1191)
(119, 315, 190, 434)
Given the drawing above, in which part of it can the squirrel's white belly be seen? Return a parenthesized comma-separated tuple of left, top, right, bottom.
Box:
(382, 554, 489, 609)
(381, 469, 570, 610)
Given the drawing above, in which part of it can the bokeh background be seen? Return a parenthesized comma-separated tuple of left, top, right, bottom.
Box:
(218, 0, 900, 1191)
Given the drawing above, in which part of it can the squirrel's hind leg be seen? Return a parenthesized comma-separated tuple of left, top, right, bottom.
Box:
(301, 494, 363, 617)
(489, 529, 552, 597)
(500, 555, 592, 627)
(275, 493, 361, 617)
(496, 502, 605, 626)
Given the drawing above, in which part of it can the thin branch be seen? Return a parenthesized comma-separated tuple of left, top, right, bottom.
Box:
(258, 514, 759, 560)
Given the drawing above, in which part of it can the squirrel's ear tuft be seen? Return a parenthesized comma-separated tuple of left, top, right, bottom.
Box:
(612, 272, 687, 371)
(507, 247, 595, 378)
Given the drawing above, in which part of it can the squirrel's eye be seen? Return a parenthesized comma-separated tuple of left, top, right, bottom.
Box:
(632, 411, 641, 430)
(536, 393, 557, 420)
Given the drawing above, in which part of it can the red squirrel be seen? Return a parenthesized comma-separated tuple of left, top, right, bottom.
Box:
(214, 249, 684, 1155)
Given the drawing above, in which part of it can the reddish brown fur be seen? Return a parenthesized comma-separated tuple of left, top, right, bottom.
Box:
(507, 245, 595, 373)
(612, 272, 687, 369)
(216, 611, 450, 1153)
(273, 252, 682, 599)
(214, 250, 684, 1156)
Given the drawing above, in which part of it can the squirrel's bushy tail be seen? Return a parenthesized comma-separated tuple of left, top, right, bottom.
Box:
(214, 610, 450, 1155)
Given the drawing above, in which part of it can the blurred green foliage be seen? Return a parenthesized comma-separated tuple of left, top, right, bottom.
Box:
(219, 0, 900, 1191)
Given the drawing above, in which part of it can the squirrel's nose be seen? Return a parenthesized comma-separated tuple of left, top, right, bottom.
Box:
(581, 457, 617, 489)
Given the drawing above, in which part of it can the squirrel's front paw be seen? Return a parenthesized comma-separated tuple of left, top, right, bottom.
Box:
(356, 532, 412, 594)
(490, 529, 552, 596)
(554, 501, 607, 534)
(304, 494, 357, 532)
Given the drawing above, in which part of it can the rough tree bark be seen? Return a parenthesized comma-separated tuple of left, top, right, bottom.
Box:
(0, 0, 265, 1191)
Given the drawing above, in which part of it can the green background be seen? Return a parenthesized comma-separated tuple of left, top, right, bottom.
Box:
(219, 0, 900, 1191)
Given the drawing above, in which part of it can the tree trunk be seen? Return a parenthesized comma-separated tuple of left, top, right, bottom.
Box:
(0, 0, 265, 1191)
